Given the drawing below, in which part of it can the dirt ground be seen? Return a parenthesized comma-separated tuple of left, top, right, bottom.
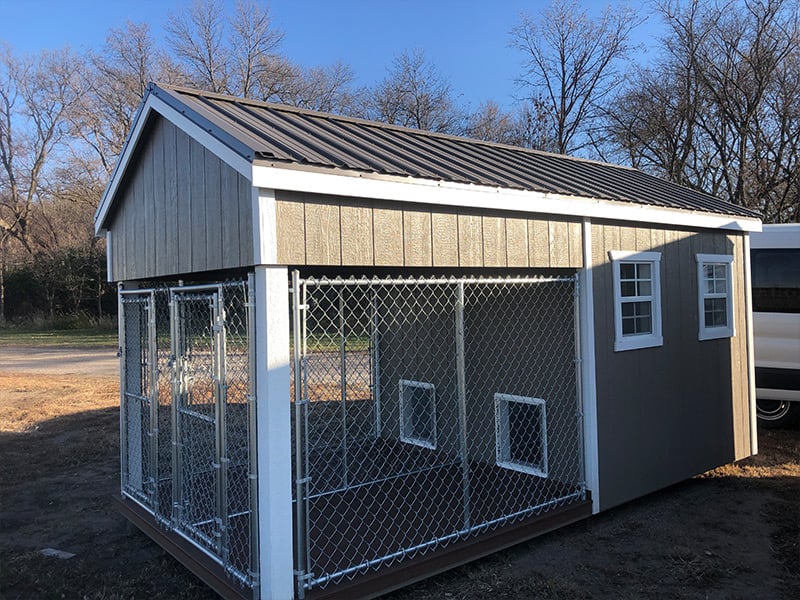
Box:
(0, 359, 798, 599)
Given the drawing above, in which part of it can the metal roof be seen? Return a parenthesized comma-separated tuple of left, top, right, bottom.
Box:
(148, 83, 759, 219)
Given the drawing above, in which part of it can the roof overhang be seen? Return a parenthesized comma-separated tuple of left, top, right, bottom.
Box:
(252, 162, 763, 233)
(94, 86, 253, 235)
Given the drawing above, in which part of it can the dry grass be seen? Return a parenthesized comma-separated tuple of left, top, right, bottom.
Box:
(1, 367, 798, 600)
(0, 372, 119, 432)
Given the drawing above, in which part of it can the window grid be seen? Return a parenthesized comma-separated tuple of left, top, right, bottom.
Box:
(696, 254, 734, 340)
(610, 251, 663, 352)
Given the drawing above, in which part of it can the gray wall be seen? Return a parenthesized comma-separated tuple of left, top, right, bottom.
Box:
(591, 222, 752, 510)
(107, 116, 253, 281)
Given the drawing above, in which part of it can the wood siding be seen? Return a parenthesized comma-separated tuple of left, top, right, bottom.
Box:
(591, 222, 752, 510)
(275, 191, 584, 269)
(108, 116, 253, 281)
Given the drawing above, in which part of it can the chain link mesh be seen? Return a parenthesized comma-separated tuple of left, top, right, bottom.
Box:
(119, 279, 255, 589)
(293, 275, 585, 591)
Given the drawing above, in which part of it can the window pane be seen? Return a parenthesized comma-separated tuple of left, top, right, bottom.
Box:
(622, 301, 652, 335)
(637, 263, 651, 279)
(638, 280, 652, 296)
(620, 263, 636, 279)
(621, 281, 637, 297)
(704, 298, 728, 327)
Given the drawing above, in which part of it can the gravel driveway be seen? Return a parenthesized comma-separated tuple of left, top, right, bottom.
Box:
(0, 347, 119, 377)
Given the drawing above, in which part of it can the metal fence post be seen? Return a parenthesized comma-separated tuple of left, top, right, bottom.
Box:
(169, 290, 183, 528)
(292, 271, 308, 599)
(118, 283, 127, 498)
(339, 287, 349, 488)
(148, 291, 159, 513)
(214, 287, 230, 562)
(455, 281, 471, 530)
(246, 273, 260, 591)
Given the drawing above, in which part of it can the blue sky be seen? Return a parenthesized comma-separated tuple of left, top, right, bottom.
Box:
(0, 0, 663, 111)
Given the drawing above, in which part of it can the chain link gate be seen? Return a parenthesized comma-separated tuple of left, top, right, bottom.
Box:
(291, 274, 586, 593)
(119, 279, 257, 590)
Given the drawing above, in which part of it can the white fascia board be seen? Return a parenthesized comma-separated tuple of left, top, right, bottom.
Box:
(252, 164, 762, 233)
(94, 94, 252, 236)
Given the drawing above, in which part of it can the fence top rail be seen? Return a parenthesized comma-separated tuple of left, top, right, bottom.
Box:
(295, 273, 578, 288)
(119, 280, 247, 296)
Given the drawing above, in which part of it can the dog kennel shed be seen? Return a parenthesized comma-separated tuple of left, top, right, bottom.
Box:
(94, 83, 762, 600)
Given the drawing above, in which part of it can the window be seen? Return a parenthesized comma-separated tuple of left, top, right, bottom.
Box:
(399, 380, 436, 449)
(696, 254, 734, 340)
(751, 248, 800, 314)
(610, 251, 663, 351)
(495, 394, 548, 477)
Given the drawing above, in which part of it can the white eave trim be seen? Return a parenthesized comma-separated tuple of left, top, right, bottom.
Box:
(252, 164, 762, 233)
(94, 92, 252, 235)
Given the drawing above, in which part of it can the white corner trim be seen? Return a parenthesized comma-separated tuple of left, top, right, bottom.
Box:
(580, 218, 600, 514)
(251, 164, 762, 233)
(253, 187, 277, 265)
(743, 235, 758, 455)
(253, 266, 294, 600)
(105, 231, 113, 282)
(95, 93, 253, 235)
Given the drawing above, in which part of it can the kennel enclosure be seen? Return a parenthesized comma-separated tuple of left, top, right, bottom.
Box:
(97, 83, 760, 599)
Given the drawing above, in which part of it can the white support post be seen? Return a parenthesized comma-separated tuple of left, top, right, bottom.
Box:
(580, 218, 601, 514)
(743, 234, 758, 456)
(254, 265, 294, 600)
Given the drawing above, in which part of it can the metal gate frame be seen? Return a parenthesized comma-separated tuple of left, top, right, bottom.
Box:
(118, 278, 258, 590)
(291, 273, 586, 593)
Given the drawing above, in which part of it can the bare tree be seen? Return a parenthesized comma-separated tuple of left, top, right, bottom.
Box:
(607, 0, 800, 221)
(360, 49, 464, 133)
(511, 0, 643, 155)
(268, 60, 357, 114)
(0, 45, 84, 320)
(166, 0, 286, 98)
(166, 0, 230, 93)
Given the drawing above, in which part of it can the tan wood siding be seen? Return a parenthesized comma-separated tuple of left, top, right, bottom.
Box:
(274, 191, 583, 269)
(106, 116, 254, 281)
(591, 222, 752, 510)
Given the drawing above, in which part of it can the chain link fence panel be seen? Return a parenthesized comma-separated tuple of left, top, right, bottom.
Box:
(119, 279, 256, 590)
(292, 274, 586, 592)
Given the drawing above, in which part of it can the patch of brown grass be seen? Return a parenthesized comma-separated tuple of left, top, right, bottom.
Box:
(0, 372, 118, 432)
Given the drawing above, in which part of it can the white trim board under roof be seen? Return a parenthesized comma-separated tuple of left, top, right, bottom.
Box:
(95, 82, 762, 235)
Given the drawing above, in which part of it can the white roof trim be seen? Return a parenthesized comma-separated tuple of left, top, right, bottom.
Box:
(94, 92, 252, 235)
(252, 164, 762, 233)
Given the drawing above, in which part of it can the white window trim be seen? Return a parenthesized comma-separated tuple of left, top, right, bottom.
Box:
(494, 393, 548, 478)
(399, 379, 437, 449)
(696, 254, 735, 341)
(609, 250, 664, 352)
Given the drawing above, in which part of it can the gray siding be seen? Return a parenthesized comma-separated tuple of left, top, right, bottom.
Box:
(108, 116, 253, 281)
(275, 191, 583, 269)
(591, 222, 752, 510)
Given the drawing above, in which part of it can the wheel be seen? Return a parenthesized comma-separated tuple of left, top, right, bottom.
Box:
(757, 399, 800, 428)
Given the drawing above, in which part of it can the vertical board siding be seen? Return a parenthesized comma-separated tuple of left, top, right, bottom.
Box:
(403, 210, 433, 266)
(107, 116, 254, 281)
(592, 222, 751, 510)
(275, 191, 583, 269)
(432, 212, 459, 267)
(373, 207, 403, 266)
(341, 205, 374, 265)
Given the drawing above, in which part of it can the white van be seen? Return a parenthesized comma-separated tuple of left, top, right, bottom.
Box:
(751, 223, 800, 427)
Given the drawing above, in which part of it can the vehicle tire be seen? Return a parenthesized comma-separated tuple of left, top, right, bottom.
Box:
(756, 399, 800, 428)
